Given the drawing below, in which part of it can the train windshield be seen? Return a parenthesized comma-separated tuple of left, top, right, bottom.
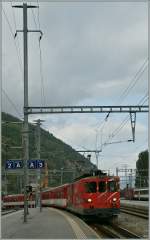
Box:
(84, 182, 97, 193)
(98, 181, 106, 192)
(107, 181, 118, 192)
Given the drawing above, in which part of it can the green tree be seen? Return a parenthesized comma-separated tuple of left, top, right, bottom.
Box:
(135, 150, 149, 188)
(2, 112, 97, 194)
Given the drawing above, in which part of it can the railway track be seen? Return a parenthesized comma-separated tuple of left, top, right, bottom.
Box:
(2, 209, 20, 215)
(90, 223, 141, 238)
(120, 206, 148, 219)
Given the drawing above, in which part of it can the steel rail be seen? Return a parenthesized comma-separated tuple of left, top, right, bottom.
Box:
(120, 206, 148, 219)
(1, 209, 18, 215)
(111, 224, 141, 238)
(90, 223, 141, 238)
(91, 224, 122, 238)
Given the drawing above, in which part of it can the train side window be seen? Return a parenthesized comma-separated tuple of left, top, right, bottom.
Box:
(84, 182, 97, 193)
(99, 182, 106, 192)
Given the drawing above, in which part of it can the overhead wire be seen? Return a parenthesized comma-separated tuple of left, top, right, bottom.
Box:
(11, 1, 23, 71)
(36, 0, 41, 30)
(38, 38, 46, 106)
(137, 91, 148, 105)
(102, 91, 149, 147)
(133, 138, 148, 152)
(94, 58, 148, 134)
(116, 58, 148, 103)
(2, 6, 23, 76)
(2, 3, 23, 119)
(30, 1, 46, 106)
(30, 3, 38, 29)
(95, 58, 148, 149)
(2, 88, 23, 119)
(110, 91, 148, 140)
(141, 97, 148, 105)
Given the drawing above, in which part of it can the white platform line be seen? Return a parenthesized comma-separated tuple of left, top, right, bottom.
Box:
(48, 207, 87, 239)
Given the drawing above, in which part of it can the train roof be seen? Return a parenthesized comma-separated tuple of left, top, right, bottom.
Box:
(43, 183, 69, 192)
(134, 187, 149, 191)
(3, 194, 24, 197)
(43, 171, 119, 192)
(73, 175, 119, 183)
(73, 170, 107, 181)
(72, 170, 119, 182)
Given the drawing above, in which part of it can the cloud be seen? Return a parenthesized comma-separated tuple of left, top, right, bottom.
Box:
(2, 2, 148, 172)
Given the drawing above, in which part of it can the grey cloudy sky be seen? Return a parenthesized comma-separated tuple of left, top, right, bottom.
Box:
(2, 1, 148, 173)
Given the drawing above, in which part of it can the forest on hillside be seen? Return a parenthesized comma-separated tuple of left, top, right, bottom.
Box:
(2, 112, 96, 194)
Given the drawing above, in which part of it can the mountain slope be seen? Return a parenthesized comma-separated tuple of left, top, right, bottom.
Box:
(2, 112, 96, 194)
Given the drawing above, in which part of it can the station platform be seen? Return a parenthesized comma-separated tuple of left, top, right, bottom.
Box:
(121, 199, 149, 211)
(2, 207, 99, 239)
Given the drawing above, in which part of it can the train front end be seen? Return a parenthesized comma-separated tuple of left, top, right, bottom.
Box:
(72, 175, 120, 219)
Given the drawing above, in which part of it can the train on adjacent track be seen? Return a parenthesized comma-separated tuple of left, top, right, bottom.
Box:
(124, 187, 149, 200)
(2, 170, 120, 219)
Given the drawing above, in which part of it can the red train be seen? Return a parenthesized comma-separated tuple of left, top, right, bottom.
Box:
(2, 171, 120, 219)
(2, 193, 35, 209)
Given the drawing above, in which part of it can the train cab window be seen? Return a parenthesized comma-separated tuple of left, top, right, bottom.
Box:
(98, 182, 106, 192)
(85, 182, 97, 193)
(108, 181, 118, 192)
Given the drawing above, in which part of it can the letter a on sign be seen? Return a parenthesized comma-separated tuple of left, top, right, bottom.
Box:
(30, 162, 35, 168)
(17, 162, 21, 168)
(28, 160, 37, 169)
(14, 160, 23, 169)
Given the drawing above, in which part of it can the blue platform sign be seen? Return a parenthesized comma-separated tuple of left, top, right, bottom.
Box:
(14, 160, 23, 169)
(37, 160, 45, 169)
(5, 159, 45, 170)
(28, 160, 37, 169)
(5, 160, 14, 169)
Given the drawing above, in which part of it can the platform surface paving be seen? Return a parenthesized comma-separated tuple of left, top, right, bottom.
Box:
(1, 207, 99, 239)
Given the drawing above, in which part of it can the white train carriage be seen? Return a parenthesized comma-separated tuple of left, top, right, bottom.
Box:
(133, 188, 149, 200)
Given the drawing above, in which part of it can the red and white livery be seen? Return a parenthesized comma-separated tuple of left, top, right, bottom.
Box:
(2, 171, 120, 218)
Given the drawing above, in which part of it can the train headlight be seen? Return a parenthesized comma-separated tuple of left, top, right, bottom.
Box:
(113, 198, 117, 202)
(87, 198, 92, 203)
